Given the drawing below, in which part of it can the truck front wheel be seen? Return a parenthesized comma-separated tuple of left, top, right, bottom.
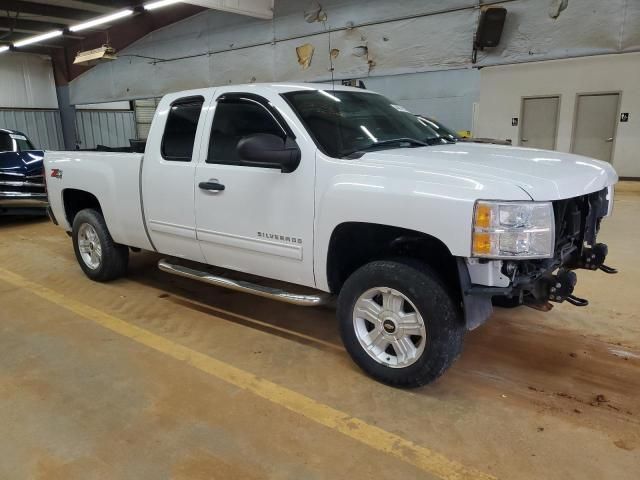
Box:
(72, 209, 129, 282)
(337, 259, 464, 388)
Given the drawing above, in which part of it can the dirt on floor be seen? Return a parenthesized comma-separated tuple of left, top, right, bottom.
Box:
(0, 185, 639, 479)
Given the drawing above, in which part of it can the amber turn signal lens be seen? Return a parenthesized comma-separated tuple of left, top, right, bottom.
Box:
(472, 232, 492, 255)
(475, 203, 492, 229)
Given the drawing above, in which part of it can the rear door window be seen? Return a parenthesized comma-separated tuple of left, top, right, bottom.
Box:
(161, 96, 204, 161)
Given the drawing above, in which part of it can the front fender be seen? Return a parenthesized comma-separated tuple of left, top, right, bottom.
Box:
(313, 153, 531, 291)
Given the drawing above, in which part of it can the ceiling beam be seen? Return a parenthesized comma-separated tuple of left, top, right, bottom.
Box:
(68, 1, 137, 9)
(183, 0, 274, 19)
(22, 1, 117, 14)
(0, 1, 95, 22)
(0, 17, 67, 34)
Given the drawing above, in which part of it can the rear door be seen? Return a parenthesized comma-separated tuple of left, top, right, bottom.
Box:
(193, 90, 316, 287)
(141, 91, 213, 262)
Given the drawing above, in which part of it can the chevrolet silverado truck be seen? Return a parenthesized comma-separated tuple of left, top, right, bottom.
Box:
(0, 129, 47, 216)
(44, 83, 618, 387)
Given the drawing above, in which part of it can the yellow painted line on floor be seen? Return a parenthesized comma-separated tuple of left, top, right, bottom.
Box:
(0, 267, 495, 480)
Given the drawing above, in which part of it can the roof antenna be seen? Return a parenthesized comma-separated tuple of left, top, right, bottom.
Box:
(325, 20, 335, 91)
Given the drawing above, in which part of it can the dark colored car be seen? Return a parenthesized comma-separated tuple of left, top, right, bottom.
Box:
(417, 115, 512, 146)
(0, 129, 47, 216)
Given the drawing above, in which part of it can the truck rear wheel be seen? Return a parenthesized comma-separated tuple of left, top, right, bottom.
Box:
(72, 209, 129, 282)
(337, 259, 464, 388)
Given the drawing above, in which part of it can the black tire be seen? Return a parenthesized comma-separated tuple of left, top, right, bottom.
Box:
(337, 259, 464, 388)
(72, 208, 129, 282)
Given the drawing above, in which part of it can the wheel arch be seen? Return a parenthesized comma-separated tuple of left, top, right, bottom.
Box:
(325, 222, 461, 299)
(62, 188, 103, 227)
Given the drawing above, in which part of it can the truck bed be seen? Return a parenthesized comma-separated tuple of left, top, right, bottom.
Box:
(45, 151, 153, 251)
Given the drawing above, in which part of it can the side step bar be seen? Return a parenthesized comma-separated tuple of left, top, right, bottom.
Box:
(158, 259, 332, 307)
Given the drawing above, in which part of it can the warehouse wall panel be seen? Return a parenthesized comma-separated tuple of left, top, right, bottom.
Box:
(476, 53, 640, 177)
(0, 53, 58, 109)
(134, 98, 160, 140)
(69, 0, 640, 105)
(361, 69, 480, 132)
(0, 109, 64, 150)
(75, 110, 137, 150)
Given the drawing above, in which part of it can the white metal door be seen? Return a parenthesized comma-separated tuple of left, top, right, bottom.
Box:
(571, 93, 620, 163)
(141, 91, 212, 262)
(193, 91, 316, 288)
(520, 96, 559, 150)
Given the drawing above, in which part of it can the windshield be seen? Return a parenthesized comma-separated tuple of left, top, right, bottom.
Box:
(0, 132, 35, 152)
(283, 90, 451, 158)
(416, 116, 460, 142)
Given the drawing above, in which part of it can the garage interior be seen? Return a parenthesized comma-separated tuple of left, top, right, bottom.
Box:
(1, 1, 639, 479)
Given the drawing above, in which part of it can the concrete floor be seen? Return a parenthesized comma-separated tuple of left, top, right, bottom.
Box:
(1, 184, 639, 480)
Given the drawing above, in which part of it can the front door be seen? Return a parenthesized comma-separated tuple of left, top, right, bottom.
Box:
(571, 93, 620, 163)
(193, 92, 316, 288)
(520, 96, 560, 150)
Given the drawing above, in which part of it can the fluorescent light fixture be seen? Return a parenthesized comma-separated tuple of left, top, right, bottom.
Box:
(0, 46, 9, 53)
(69, 9, 133, 32)
(13, 30, 63, 48)
(144, 0, 183, 10)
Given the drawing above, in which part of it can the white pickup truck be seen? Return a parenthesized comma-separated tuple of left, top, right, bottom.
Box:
(45, 83, 618, 387)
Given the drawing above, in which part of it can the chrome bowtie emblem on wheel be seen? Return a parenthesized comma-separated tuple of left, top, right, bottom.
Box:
(382, 319, 396, 333)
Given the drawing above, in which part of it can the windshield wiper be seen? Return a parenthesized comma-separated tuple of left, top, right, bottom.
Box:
(341, 137, 429, 158)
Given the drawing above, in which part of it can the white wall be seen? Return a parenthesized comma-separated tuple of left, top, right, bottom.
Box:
(68, 0, 640, 105)
(0, 53, 58, 109)
(476, 53, 640, 177)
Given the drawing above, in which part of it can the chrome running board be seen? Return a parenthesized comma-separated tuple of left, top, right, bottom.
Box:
(158, 259, 332, 307)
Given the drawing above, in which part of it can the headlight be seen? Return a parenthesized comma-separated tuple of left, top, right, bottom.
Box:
(472, 201, 555, 259)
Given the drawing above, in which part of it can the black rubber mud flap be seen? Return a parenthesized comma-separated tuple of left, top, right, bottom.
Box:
(456, 258, 494, 330)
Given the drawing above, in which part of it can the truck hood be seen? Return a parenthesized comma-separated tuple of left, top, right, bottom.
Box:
(362, 143, 618, 200)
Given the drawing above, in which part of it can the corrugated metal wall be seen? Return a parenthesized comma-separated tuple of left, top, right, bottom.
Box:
(134, 98, 160, 140)
(0, 109, 64, 150)
(75, 110, 137, 149)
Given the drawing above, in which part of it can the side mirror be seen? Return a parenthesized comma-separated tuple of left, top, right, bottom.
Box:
(237, 133, 301, 173)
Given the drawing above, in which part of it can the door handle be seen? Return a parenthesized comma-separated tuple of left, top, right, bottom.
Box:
(199, 179, 225, 192)
(521, 138, 528, 142)
(606, 137, 614, 143)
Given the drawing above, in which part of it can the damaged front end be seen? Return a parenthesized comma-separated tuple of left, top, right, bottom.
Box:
(460, 187, 617, 329)
(507, 187, 617, 307)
